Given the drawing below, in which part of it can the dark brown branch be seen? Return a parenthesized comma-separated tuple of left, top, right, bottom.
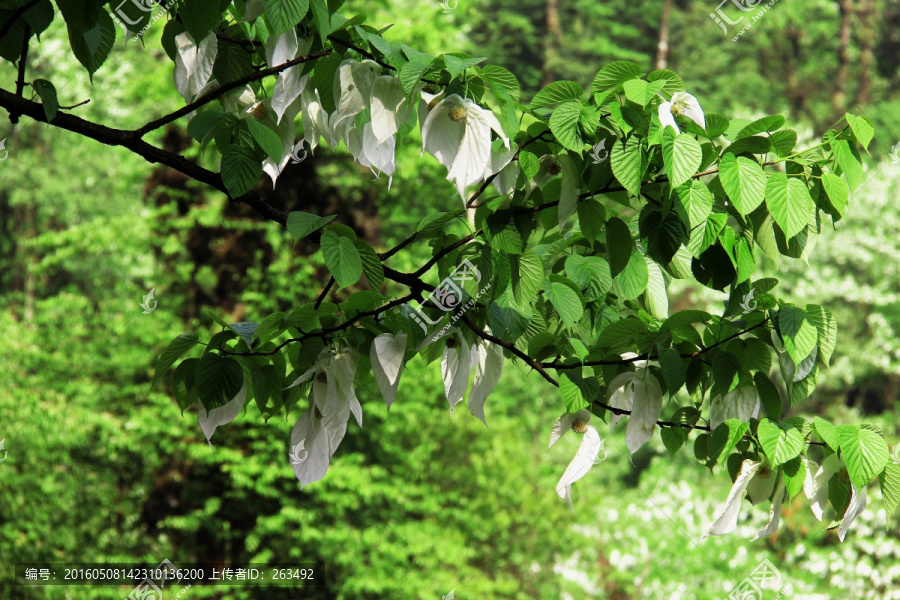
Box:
(58, 99, 90, 110)
(134, 49, 333, 136)
(412, 232, 478, 278)
(314, 277, 335, 309)
(459, 313, 559, 386)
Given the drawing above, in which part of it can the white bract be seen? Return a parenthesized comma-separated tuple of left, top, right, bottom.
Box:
(604, 367, 662, 456)
(266, 30, 312, 125)
(549, 409, 603, 510)
(658, 91, 705, 133)
(285, 345, 362, 486)
(197, 376, 248, 442)
(173, 32, 217, 103)
(803, 454, 866, 541)
(370, 332, 408, 410)
(709, 386, 760, 431)
(421, 94, 510, 201)
(438, 328, 503, 423)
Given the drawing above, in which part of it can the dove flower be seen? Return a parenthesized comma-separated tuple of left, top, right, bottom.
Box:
(438, 329, 504, 423)
(605, 367, 663, 456)
(657, 91, 706, 134)
(240, 97, 302, 188)
(548, 410, 604, 510)
(421, 94, 510, 201)
(173, 31, 217, 103)
(285, 345, 363, 486)
(803, 454, 867, 541)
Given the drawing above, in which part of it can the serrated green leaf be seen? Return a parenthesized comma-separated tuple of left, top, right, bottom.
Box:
(770, 129, 797, 158)
(221, 145, 262, 197)
(513, 250, 543, 305)
(531, 80, 583, 109)
(710, 419, 750, 465)
(321, 230, 363, 288)
(832, 139, 863, 191)
(622, 79, 665, 107)
(658, 345, 687, 395)
(592, 61, 642, 94)
(879, 462, 900, 516)
(661, 426, 687, 455)
(820, 172, 849, 220)
(662, 129, 702, 188)
(735, 115, 785, 139)
(757, 418, 804, 467)
(549, 101, 585, 151)
(839, 425, 890, 489)
(565, 255, 612, 301)
(778, 306, 818, 365)
(354, 238, 384, 291)
(399, 58, 432, 95)
(673, 180, 713, 230)
(805, 304, 836, 366)
(765, 173, 814, 239)
(719, 153, 766, 215)
(845, 113, 874, 150)
(264, 0, 310, 35)
(195, 353, 244, 409)
(32, 79, 58, 121)
(813, 416, 840, 451)
(286, 211, 337, 242)
(309, 0, 331, 41)
(247, 119, 283, 163)
(152, 333, 200, 387)
(616, 247, 650, 300)
(544, 280, 584, 328)
(611, 135, 644, 197)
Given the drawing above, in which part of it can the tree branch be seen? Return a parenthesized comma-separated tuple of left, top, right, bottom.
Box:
(133, 49, 333, 136)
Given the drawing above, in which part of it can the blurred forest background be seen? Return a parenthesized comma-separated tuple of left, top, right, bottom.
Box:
(2, 0, 900, 598)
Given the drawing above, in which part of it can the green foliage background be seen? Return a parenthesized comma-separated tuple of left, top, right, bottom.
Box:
(1, 1, 900, 598)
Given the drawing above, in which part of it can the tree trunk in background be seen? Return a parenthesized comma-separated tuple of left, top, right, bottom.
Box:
(541, 0, 561, 87)
(856, 0, 875, 106)
(833, 0, 854, 116)
(656, 0, 672, 70)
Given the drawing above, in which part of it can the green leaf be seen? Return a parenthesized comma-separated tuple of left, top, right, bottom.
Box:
(195, 353, 245, 409)
(228, 322, 258, 347)
(616, 247, 650, 300)
(611, 136, 644, 197)
(754, 372, 782, 422)
(309, 0, 331, 42)
(644, 262, 669, 318)
(172, 358, 199, 413)
(805, 304, 837, 366)
(704, 114, 730, 138)
(832, 139, 863, 191)
(549, 101, 585, 151)
(605, 216, 633, 277)
(221, 145, 262, 197)
(32, 79, 58, 121)
(839, 425, 890, 489)
(264, 0, 310, 35)
(710, 419, 750, 465)
(820, 172, 849, 220)
(879, 462, 900, 516)
(565, 255, 612, 300)
(247, 119, 284, 163)
(180, 0, 223, 41)
(778, 306, 818, 365)
(845, 113, 874, 150)
(718, 154, 766, 215)
(757, 418, 804, 467)
(544, 280, 584, 328)
(687, 212, 727, 257)
(592, 61, 642, 94)
(661, 426, 688, 455)
(530, 80, 583, 109)
(481, 64, 520, 101)
(735, 115, 785, 139)
(399, 58, 432, 96)
(286, 211, 337, 242)
(354, 239, 384, 291)
(813, 417, 840, 451)
(560, 372, 599, 413)
(152, 333, 200, 387)
(783, 456, 807, 499)
(513, 250, 543, 305)
(519, 150, 540, 180)
(658, 345, 687, 395)
(213, 28, 255, 83)
(622, 79, 665, 107)
(577, 198, 605, 242)
(662, 130, 702, 188)
(321, 230, 363, 288)
(640, 209, 685, 265)
(673, 180, 713, 230)
(770, 130, 798, 158)
(67, 10, 116, 79)
(766, 173, 815, 239)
